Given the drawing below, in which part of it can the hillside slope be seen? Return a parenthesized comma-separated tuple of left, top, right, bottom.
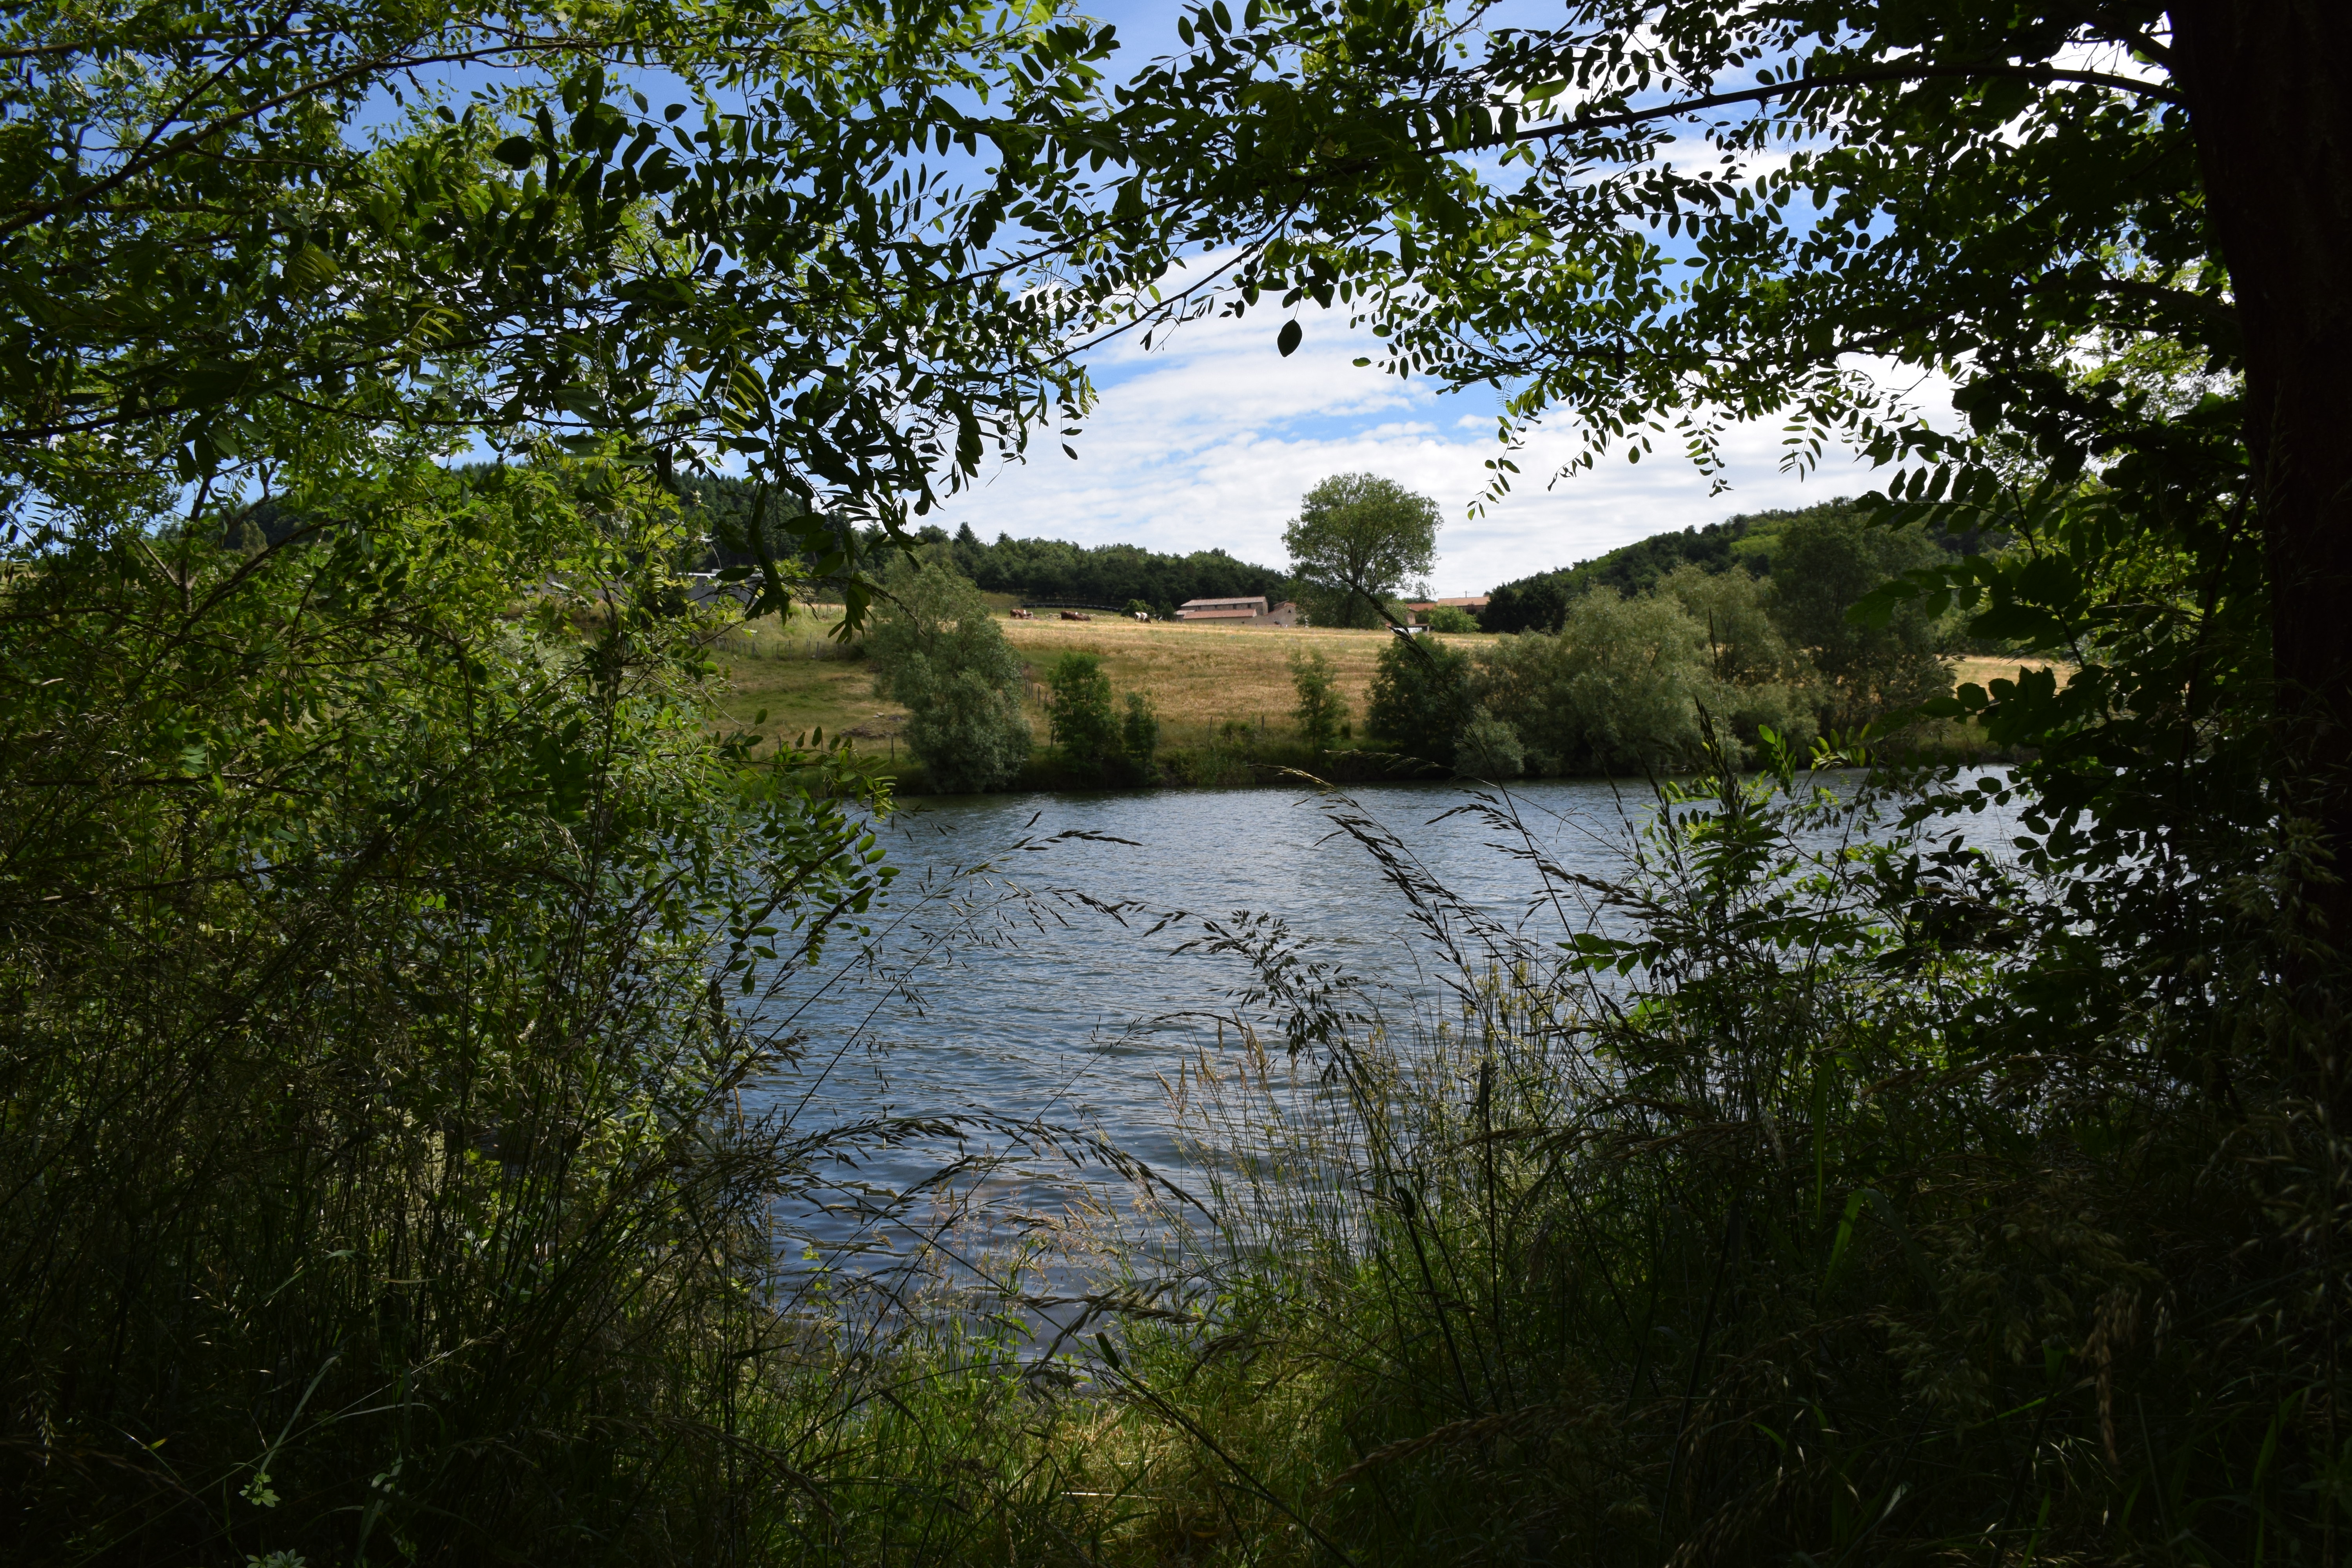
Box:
(711, 612, 1428, 756)
(1483, 497, 1996, 633)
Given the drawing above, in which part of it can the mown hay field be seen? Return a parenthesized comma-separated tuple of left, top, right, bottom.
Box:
(1949, 653, 2070, 691)
(997, 614, 1448, 744)
(710, 608, 1482, 754)
(706, 605, 2066, 768)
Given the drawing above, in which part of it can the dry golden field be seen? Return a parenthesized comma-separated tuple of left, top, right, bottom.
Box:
(704, 603, 2067, 762)
(706, 607, 1488, 754)
(996, 615, 1445, 745)
(1949, 654, 2072, 691)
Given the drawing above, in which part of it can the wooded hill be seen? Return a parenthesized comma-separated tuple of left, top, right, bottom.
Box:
(676, 474, 1292, 611)
(1481, 498, 1999, 633)
(935, 523, 1291, 612)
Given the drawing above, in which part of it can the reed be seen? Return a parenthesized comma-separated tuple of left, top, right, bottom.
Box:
(948, 750, 2348, 1564)
(9, 483, 2330, 1563)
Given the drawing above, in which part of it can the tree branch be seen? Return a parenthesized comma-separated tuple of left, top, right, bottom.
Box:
(1492, 58, 2181, 151)
(2068, 274, 2237, 327)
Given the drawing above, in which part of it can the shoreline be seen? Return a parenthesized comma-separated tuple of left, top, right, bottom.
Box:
(758, 733, 2027, 803)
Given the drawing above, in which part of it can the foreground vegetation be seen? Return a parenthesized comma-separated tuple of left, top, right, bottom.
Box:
(762, 751, 2344, 1565)
(6, 0, 2345, 1561)
(0, 464, 910, 1560)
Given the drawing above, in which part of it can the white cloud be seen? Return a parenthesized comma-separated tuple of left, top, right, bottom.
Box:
(944, 294, 1951, 597)
(891, 2, 1969, 596)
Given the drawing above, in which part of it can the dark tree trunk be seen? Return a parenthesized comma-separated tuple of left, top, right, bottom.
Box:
(2170, 3, 2352, 1033)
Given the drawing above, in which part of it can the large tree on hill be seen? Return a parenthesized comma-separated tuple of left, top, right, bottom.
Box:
(1284, 472, 1441, 628)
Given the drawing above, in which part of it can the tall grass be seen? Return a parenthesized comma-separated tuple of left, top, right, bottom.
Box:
(557, 747, 2339, 1565)
(11, 472, 2337, 1563)
(0, 475, 1014, 1565)
(949, 752, 2347, 1564)
(715, 604, 859, 662)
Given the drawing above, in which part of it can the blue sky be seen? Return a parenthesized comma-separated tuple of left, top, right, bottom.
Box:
(366, 4, 1951, 593)
(935, 2, 1954, 594)
(944, 273, 1950, 595)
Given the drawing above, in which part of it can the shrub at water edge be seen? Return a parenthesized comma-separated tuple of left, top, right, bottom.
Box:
(1366, 634, 1473, 767)
(1122, 690, 1161, 771)
(1047, 650, 1122, 781)
(866, 555, 1032, 793)
(1289, 646, 1351, 750)
(1452, 705, 1527, 779)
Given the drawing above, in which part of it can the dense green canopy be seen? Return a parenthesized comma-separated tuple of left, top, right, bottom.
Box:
(7, 2, 2352, 1560)
(1, 0, 1132, 617)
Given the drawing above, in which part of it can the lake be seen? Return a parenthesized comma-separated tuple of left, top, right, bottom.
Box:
(746, 770, 2027, 1269)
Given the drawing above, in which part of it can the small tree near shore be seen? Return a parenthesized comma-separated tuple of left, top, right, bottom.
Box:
(866, 557, 1031, 793)
(1047, 651, 1120, 779)
(1367, 635, 1472, 766)
(1121, 691, 1160, 774)
(1289, 647, 1350, 749)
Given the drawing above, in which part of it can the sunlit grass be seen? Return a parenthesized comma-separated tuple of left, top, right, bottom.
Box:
(706, 604, 2037, 779)
(711, 606, 1494, 759)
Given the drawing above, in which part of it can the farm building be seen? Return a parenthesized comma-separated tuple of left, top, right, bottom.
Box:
(1176, 596, 1300, 627)
(1403, 595, 1491, 622)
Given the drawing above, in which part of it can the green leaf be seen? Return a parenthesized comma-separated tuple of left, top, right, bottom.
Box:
(283, 245, 339, 294)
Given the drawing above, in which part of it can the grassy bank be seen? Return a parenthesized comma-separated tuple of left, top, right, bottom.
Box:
(712, 608, 2047, 793)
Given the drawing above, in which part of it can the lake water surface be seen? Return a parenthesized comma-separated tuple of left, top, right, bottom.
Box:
(746, 772, 2025, 1261)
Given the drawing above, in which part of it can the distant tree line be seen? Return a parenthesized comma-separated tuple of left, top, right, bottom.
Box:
(937, 523, 1290, 615)
(667, 477, 1290, 613)
(225, 473, 1296, 625)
